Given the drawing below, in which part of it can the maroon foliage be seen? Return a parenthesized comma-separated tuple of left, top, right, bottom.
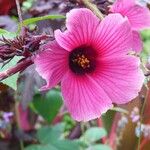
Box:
(0, 0, 24, 15)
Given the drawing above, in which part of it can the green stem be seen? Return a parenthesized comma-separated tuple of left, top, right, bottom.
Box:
(81, 0, 104, 20)
(137, 88, 149, 150)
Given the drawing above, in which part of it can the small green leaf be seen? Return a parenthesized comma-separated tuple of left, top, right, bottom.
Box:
(0, 56, 21, 90)
(0, 28, 16, 39)
(84, 127, 107, 143)
(88, 144, 111, 150)
(30, 89, 63, 123)
(37, 123, 64, 144)
(20, 15, 65, 27)
(0, 29, 9, 34)
(141, 29, 150, 62)
(22, 0, 34, 11)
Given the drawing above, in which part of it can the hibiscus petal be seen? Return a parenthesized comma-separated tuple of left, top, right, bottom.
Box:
(55, 30, 79, 51)
(125, 5, 150, 30)
(94, 13, 133, 57)
(34, 41, 69, 90)
(61, 70, 113, 122)
(132, 30, 143, 52)
(111, 0, 150, 30)
(55, 8, 101, 51)
(93, 56, 144, 104)
(111, 0, 135, 12)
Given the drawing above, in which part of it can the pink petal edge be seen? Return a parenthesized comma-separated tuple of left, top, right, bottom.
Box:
(55, 8, 101, 51)
(92, 55, 144, 104)
(111, 0, 150, 30)
(61, 70, 113, 122)
(34, 41, 69, 90)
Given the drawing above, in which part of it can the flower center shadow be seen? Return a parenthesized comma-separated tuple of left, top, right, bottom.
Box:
(69, 45, 97, 75)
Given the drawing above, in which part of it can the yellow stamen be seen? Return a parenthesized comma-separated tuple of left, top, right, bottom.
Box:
(73, 54, 90, 69)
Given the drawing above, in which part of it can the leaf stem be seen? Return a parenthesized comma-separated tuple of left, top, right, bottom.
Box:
(111, 107, 129, 115)
(81, 0, 104, 20)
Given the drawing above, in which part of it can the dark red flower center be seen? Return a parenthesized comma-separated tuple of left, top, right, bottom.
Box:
(69, 45, 97, 75)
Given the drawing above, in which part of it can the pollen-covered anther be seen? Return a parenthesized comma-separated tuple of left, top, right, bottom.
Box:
(73, 54, 90, 69)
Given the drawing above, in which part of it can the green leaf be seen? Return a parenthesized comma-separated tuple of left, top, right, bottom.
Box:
(141, 40, 150, 62)
(25, 144, 57, 150)
(103, 107, 127, 133)
(0, 30, 19, 90)
(22, 0, 34, 11)
(0, 29, 9, 34)
(37, 123, 64, 144)
(0, 56, 21, 90)
(84, 127, 107, 143)
(0, 28, 16, 39)
(18, 15, 65, 32)
(26, 126, 80, 150)
(36, 123, 80, 150)
(102, 110, 116, 133)
(25, 140, 80, 150)
(88, 144, 111, 150)
(51, 140, 80, 150)
(141, 29, 150, 41)
(30, 89, 63, 123)
(21, 15, 65, 26)
(141, 29, 150, 62)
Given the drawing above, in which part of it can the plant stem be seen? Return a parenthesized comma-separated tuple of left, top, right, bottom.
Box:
(15, 101, 24, 150)
(81, 0, 104, 20)
(0, 58, 33, 81)
(15, 0, 23, 28)
(137, 88, 149, 150)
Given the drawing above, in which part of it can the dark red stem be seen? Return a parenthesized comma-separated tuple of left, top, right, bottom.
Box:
(0, 58, 33, 81)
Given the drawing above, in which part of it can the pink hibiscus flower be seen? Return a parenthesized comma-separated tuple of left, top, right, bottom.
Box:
(110, 0, 150, 52)
(34, 8, 144, 121)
